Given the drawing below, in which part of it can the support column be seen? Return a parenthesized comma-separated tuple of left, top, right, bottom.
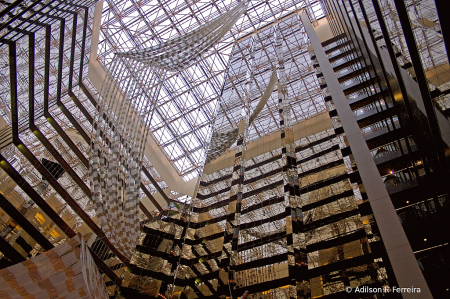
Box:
(225, 36, 255, 293)
(274, 26, 308, 299)
(392, 0, 449, 179)
(299, 12, 432, 298)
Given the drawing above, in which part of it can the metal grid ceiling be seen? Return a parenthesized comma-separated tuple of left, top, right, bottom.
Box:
(96, 0, 326, 180)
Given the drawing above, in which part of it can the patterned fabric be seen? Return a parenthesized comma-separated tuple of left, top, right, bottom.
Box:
(90, 57, 149, 259)
(0, 236, 109, 299)
(205, 128, 239, 164)
(117, 1, 248, 71)
(90, 1, 247, 259)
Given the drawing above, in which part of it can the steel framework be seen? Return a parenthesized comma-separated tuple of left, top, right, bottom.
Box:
(97, 0, 326, 180)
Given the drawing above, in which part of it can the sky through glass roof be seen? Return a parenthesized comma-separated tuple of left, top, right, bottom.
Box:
(97, 0, 326, 180)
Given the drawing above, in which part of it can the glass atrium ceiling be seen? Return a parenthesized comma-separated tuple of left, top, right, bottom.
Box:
(96, 0, 325, 180)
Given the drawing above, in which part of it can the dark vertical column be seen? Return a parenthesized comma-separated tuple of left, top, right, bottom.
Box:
(434, 0, 450, 63)
(274, 25, 307, 299)
(225, 36, 255, 294)
(370, 0, 439, 173)
(392, 0, 449, 175)
(348, 0, 420, 178)
(9, 42, 18, 139)
(300, 11, 432, 298)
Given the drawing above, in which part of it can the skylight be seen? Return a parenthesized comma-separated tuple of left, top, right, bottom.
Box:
(97, 0, 325, 179)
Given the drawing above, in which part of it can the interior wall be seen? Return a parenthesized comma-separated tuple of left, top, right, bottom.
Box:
(314, 17, 334, 43)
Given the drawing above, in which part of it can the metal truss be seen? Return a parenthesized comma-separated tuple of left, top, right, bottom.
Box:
(97, 0, 327, 180)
